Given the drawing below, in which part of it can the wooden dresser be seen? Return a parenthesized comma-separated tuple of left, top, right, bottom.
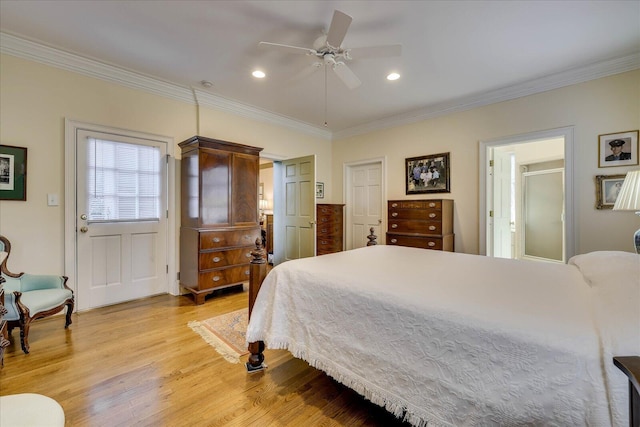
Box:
(316, 204, 344, 255)
(179, 136, 263, 305)
(386, 199, 454, 251)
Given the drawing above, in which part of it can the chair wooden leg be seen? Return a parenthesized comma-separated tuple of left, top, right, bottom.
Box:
(64, 301, 73, 328)
(19, 319, 30, 354)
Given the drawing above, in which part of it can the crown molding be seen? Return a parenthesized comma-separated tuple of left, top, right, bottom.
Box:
(192, 90, 332, 140)
(2, 32, 637, 143)
(0, 32, 331, 141)
(333, 52, 640, 140)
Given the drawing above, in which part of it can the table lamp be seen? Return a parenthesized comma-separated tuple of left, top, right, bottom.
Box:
(613, 170, 640, 253)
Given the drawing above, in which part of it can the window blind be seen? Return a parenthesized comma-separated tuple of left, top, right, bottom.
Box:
(87, 138, 161, 222)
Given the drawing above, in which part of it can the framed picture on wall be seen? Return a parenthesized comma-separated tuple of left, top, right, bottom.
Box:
(0, 145, 27, 201)
(598, 130, 638, 168)
(595, 174, 626, 209)
(406, 152, 450, 194)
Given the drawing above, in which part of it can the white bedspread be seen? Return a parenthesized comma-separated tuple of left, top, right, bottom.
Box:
(246, 246, 639, 426)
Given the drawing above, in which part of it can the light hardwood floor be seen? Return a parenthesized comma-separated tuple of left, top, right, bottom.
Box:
(0, 288, 411, 426)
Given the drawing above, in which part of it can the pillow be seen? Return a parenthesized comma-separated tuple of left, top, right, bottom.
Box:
(568, 251, 639, 288)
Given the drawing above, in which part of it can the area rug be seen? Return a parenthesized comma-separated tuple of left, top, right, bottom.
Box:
(188, 309, 249, 364)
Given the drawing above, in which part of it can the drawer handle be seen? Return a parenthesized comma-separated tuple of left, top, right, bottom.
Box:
(212, 276, 221, 282)
(244, 235, 251, 240)
(429, 226, 436, 231)
(321, 240, 327, 244)
(212, 257, 221, 263)
(391, 203, 398, 207)
(390, 238, 397, 243)
(391, 224, 398, 228)
(321, 228, 327, 233)
(391, 212, 398, 217)
(428, 242, 436, 247)
(429, 213, 436, 218)
(246, 252, 252, 258)
(245, 270, 250, 276)
(429, 203, 436, 207)
(212, 237, 220, 243)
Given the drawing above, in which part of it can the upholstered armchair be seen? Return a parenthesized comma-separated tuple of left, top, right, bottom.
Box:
(0, 235, 74, 354)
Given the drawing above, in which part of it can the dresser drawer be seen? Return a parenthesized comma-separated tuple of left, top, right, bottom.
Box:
(388, 209, 442, 221)
(198, 265, 251, 290)
(199, 246, 254, 270)
(317, 224, 342, 236)
(318, 205, 343, 216)
(386, 233, 444, 250)
(199, 228, 260, 250)
(388, 220, 442, 234)
(389, 200, 441, 210)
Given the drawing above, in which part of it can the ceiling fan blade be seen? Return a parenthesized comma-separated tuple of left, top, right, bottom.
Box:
(332, 62, 361, 89)
(326, 10, 352, 48)
(347, 44, 402, 59)
(259, 41, 316, 55)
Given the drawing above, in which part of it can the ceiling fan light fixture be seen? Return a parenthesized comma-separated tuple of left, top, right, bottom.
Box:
(252, 70, 266, 79)
(387, 72, 400, 81)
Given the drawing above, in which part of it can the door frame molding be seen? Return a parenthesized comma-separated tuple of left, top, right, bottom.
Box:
(479, 126, 575, 259)
(343, 157, 387, 249)
(64, 119, 176, 304)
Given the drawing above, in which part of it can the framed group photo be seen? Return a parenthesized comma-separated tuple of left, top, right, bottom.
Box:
(595, 174, 626, 209)
(598, 130, 638, 168)
(406, 152, 450, 194)
(0, 145, 28, 201)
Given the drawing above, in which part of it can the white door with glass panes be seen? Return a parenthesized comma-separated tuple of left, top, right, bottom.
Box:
(76, 130, 168, 310)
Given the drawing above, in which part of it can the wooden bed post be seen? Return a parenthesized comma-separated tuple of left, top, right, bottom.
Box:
(366, 227, 378, 246)
(246, 238, 267, 372)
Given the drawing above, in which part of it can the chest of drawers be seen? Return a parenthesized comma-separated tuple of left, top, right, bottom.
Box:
(180, 226, 261, 305)
(386, 199, 454, 251)
(316, 204, 344, 255)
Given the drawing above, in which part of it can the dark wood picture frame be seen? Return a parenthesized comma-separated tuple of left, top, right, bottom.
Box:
(0, 145, 27, 201)
(598, 130, 639, 168)
(406, 152, 450, 194)
(595, 174, 626, 209)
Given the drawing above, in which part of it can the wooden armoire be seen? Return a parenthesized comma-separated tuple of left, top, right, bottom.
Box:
(179, 136, 263, 304)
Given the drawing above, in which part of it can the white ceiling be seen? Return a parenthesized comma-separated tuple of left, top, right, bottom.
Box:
(1, 1, 639, 138)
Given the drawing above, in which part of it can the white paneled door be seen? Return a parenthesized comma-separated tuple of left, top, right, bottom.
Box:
(76, 130, 168, 310)
(346, 161, 383, 249)
(275, 155, 316, 264)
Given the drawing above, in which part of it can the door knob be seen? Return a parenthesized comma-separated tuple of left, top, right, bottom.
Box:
(80, 214, 87, 220)
(80, 226, 88, 233)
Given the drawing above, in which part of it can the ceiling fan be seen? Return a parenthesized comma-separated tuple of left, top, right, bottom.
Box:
(259, 10, 402, 90)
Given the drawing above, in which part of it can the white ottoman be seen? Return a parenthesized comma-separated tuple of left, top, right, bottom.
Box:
(0, 393, 65, 426)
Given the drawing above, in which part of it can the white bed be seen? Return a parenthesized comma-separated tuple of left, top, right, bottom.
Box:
(246, 245, 640, 426)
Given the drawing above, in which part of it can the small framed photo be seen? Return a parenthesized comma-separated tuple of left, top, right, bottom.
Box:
(406, 152, 450, 194)
(595, 174, 626, 209)
(598, 130, 638, 168)
(315, 182, 324, 199)
(0, 144, 27, 201)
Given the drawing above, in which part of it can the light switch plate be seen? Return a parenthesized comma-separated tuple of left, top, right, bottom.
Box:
(47, 193, 59, 206)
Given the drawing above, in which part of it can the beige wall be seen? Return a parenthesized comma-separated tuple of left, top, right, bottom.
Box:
(333, 70, 640, 254)
(1, 53, 638, 277)
(0, 54, 329, 275)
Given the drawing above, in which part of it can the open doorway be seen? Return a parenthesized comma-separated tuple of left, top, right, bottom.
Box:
(480, 127, 575, 262)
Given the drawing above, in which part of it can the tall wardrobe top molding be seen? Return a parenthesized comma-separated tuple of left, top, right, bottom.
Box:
(179, 135, 263, 156)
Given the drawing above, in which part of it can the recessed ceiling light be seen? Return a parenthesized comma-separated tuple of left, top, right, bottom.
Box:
(200, 80, 213, 88)
(252, 70, 266, 79)
(387, 72, 400, 81)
